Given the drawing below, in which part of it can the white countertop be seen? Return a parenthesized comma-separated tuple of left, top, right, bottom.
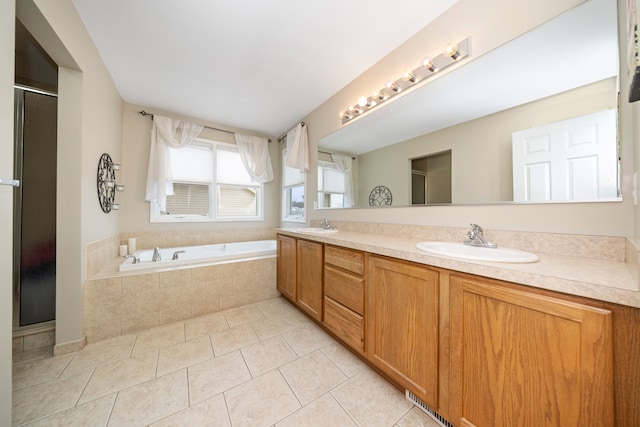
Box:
(277, 228, 640, 308)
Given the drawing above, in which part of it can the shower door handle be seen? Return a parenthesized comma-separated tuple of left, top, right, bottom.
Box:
(0, 178, 20, 187)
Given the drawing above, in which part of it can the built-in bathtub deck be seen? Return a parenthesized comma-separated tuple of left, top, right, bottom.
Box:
(84, 247, 278, 343)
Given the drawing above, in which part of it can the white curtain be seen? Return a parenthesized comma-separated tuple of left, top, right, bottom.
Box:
(285, 122, 309, 173)
(331, 153, 354, 208)
(235, 133, 273, 183)
(145, 115, 203, 212)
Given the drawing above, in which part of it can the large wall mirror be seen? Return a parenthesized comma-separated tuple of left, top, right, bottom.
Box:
(317, 0, 620, 208)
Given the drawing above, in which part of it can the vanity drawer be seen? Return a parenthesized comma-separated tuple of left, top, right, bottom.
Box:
(324, 297, 364, 353)
(325, 245, 364, 275)
(324, 266, 364, 315)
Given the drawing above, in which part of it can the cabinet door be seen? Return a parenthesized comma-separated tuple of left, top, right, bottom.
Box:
(366, 255, 439, 408)
(276, 235, 296, 301)
(450, 275, 613, 427)
(297, 239, 323, 321)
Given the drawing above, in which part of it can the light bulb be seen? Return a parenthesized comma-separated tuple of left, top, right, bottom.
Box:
(386, 80, 400, 92)
(358, 96, 368, 107)
(403, 70, 417, 83)
(373, 90, 385, 100)
(423, 57, 437, 72)
(445, 43, 460, 60)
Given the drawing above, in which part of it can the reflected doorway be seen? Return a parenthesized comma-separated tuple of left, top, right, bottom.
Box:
(411, 150, 451, 204)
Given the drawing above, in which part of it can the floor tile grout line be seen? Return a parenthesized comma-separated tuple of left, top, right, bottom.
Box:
(104, 393, 117, 427)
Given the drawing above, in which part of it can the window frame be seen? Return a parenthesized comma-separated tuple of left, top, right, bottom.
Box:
(281, 149, 306, 223)
(317, 160, 348, 208)
(150, 138, 264, 223)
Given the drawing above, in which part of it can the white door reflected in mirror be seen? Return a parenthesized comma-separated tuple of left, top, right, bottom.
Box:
(512, 109, 618, 202)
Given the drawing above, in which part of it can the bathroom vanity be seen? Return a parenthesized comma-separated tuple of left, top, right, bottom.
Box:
(276, 229, 640, 427)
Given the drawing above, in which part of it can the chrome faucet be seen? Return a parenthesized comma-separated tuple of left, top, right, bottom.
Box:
(464, 224, 497, 248)
(124, 254, 140, 264)
(152, 247, 162, 262)
(172, 250, 186, 260)
(319, 218, 334, 230)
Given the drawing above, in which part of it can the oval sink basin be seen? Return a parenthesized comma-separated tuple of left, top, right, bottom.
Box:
(416, 241, 539, 263)
(295, 227, 339, 234)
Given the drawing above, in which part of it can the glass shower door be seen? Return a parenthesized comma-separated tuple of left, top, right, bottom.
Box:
(13, 87, 57, 327)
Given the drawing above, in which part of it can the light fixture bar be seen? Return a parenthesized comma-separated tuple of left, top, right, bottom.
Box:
(341, 37, 471, 124)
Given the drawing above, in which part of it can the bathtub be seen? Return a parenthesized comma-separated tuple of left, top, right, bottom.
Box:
(119, 239, 277, 272)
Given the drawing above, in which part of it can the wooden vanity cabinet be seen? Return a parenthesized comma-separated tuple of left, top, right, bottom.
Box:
(296, 239, 324, 321)
(449, 274, 614, 427)
(276, 235, 323, 321)
(366, 254, 440, 409)
(323, 245, 365, 354)
(276, 235, 297, 301)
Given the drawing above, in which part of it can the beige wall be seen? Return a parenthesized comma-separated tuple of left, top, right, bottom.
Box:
(18, 0, 124, 346)
(0, 0, 14, 422)
(298, 0, 636, 237)
(358, 78, 617, 206)
(119, 102, 281, 233)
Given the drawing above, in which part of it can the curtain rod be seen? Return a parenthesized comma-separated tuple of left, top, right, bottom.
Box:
(138, 110, 272, 142)
(277, 121, 306, 143)
(319, 150, 355, 160)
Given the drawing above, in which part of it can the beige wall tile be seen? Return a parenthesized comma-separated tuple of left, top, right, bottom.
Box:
(121, 312, 159, 335)
(159, 269, 191, 288)
(13, 337, 23, 354)
(219, 293, 257, 311)
(203, 278, 234, 299)
(85, 278, 122, 305)
(122, 273, 159, 294)
(158, 306, 192, 325)
(23, 331, 55, 351)
(85, 321, 122, 343)
(190, 299, 220, 318)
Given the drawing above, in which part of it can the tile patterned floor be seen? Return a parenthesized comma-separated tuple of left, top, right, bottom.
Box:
(12, 297, 441, 427)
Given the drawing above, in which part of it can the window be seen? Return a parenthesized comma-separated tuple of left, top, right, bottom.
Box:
(317, 161, 347, 208)
(282, 149, 305, 222)
(153, 139, 263, 222)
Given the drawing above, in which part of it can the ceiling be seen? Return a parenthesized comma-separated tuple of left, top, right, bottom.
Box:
(70, 0, 457, 137)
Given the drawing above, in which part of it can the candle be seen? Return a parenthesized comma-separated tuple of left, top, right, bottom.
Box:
(119, 244, 127, 257)
(128, 237, 136, 254)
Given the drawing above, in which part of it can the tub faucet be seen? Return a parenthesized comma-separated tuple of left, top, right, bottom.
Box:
(172, 250, 186, 260)
(464, 224, 497, 248)
(152, 247, 162, 262)
(124, 254, 140, 264)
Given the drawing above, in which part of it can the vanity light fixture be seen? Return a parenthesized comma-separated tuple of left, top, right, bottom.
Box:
(340, 37, 471, 124)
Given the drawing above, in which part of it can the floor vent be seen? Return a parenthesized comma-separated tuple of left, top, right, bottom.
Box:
(405, 390, 454, 427)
